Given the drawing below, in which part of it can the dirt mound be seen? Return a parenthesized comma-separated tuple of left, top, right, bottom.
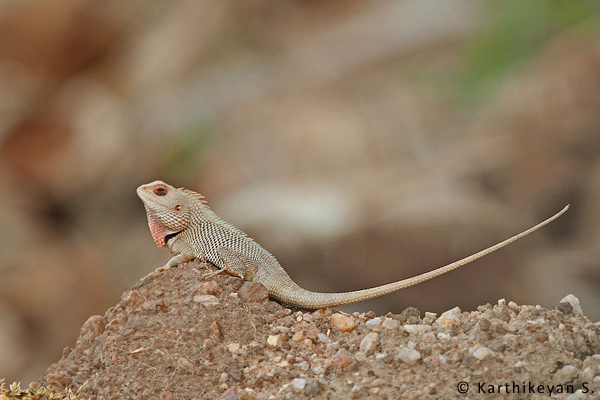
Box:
(39, 261, 600, 399)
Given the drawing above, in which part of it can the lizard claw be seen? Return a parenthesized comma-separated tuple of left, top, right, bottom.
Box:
(203, 269, 224, 280)
(204, 267, 245, 281)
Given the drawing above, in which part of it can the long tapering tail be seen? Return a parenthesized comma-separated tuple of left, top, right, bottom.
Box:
(268, 205, 569, 309)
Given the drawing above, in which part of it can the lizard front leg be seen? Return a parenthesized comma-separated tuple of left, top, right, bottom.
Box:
(204, 246, 259, 281)
(159, 237, 195, 272)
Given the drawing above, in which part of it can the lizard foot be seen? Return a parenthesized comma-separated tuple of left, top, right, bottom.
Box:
(204, 267, 245, 280)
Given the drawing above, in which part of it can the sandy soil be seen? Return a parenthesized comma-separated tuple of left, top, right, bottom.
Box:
(34, 260, 600, 400)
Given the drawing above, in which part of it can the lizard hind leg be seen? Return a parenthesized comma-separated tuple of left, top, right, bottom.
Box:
(204, 246, 259, 281)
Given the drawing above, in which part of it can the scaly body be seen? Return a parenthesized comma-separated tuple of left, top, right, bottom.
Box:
(137, 180, 568, 309)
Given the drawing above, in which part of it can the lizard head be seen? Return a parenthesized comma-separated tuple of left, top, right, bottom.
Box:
(137, 181, 191, 248)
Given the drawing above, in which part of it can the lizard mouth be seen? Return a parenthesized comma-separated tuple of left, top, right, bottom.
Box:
(164, 230, 183, 244)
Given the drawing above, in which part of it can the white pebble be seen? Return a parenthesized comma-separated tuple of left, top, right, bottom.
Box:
(382, 318, 399, 329)
(318, 333, 333, 343)
(561, 294, 584, 315)
(472, 347, 494, 360)
(296, 361, 310, 371)
(554, 365, 579, 384)
(193, 295, 220, 307)
(397, 347, 421, 365)
(441, 307, 461, 316)
(290, 378, 306, 392)
(366, 317, 382, 328)
(360, 333, 379, 356)
(403, 325, 432, 334)
(267, 335, 281, 347)
(226, 343, 240, 353)
(581, 367, 594, 382)
(437, 313, 461, 329)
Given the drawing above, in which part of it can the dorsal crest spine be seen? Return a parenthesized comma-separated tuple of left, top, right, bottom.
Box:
(181, 188, 208, 205)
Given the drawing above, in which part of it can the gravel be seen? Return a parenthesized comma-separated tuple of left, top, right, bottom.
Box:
(35, 260, 600, 399)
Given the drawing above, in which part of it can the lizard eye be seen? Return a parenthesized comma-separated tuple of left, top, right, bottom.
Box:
(174, 205, 182, 211)
(154, 184, 168, 196)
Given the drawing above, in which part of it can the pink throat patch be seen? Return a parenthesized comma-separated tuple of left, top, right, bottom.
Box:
(146, 212, 169, 248)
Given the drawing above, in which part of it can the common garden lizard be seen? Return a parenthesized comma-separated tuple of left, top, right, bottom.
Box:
(137, 180, 568, 309)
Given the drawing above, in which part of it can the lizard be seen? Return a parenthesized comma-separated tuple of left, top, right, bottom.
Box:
(137, 180, 569, 309)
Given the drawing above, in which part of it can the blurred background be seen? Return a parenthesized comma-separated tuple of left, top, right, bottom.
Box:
(1, 0, 600, 383)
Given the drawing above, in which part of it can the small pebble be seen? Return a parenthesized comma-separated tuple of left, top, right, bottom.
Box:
(359, 333, 379, 356)
(177, 357, 194, 371)
(193, 295, 220, 307)
(488, 341, 506, 352)
(555, 302, 574, 315)
(581, 367, 594, 382)
(366, 317, 382, 328)
(403, 325, 432, 334)
(560, 294, 583, 315)
(226, 343, 240, 353)
(238, 282, 269, 303)
(423, 332, 436, 343)
(214, 386, 238, 400)
(567, 391, 587, 400)
(554, 365, 579, 383)
(267, 335, 281, 347)
(290, 378, 306, 392)
(291, 330, 304, 342)
(381, 318, 399, 329)
(211, 321, 221, 337)
(472, 347, 494, 360)
(160, 391, 174, 400)
(219, 372, 228, 383)
(193, 281, 220, 296)
(535, 333, 548, 343)
(441, 307, 461, 316)
(437, 313, 461, 329)
(381, 353, 395, 364)
(334, 349, 355, 368)
(318, 333, 333, 344)
(310, 358, 332, 375)
(296, 361, 310, 371)
(304, 380, 323, 396)
(397, 347, 421, 365)
(331, 314, 357, 332)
